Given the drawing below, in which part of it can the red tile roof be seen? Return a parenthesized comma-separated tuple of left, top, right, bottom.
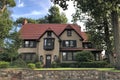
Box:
(20, 23, 87, 40)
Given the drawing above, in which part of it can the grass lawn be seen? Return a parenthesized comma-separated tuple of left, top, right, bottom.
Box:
(34, 68, 120, 72)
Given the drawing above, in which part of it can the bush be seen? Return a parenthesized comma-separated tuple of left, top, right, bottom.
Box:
(78, 61, 108, 68)
(28, 63, 35, 69)
(60, 63, 78, 68)
(0, 61, 9, 68)
(11, 58, 27, 68)
(51, 61, 60, 68)
(35, 62, 42, 68)
(76, 51, 94, 62)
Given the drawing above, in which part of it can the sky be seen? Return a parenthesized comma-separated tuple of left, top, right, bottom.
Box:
(11, 0, 85, 31)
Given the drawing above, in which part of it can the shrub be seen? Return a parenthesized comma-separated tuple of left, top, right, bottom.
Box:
(11, 58, 27, 68)
(35, 62, 42, 68)
(51, 61, 60, 68)
(76, 51, 94, 62)
(78, 61, 108, 68)
(60, 63, 78, 68)
(0, 61, 9, 68)
(28, 63, 35, 69)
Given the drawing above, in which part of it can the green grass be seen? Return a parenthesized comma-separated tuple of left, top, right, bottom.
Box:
(34, 68, 120, 72)
(34, 68, 115, 71)
(2, 68, 120, 72)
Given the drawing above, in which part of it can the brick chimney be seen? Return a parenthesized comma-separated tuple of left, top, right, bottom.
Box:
(22, 19, 28, 25)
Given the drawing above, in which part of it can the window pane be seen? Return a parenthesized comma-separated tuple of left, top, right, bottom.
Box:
(30, 41, 34, 47)
(65, 41, 69, 47)
(62, 52, 67, 61)
(67, 52, 72, 60)
(73, 52, 77, 61)
(67, 30, 72, 36)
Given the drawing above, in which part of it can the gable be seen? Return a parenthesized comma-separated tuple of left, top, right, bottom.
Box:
(20, 24, 87, 41)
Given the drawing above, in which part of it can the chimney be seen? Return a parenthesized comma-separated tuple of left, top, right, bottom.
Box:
(22, 19, 28, 25)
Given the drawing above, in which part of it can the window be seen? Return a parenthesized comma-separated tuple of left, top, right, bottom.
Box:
(62, 40, 76, 48)
(83, 43, 92, 48)
(47, 31, 52, 37)
(23, 40, 36, 48)
(67, 30, 72, 36)
(62, 52, 77, 61)
(44, 38, 55, 50)
(22, 53, 36, 61)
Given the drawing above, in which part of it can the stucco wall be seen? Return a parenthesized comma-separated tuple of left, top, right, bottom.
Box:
(38, 32, 60, 64)
(18, 48, 37, 53)
(0, 69, 120, 80)
(60, 30, 83, 48)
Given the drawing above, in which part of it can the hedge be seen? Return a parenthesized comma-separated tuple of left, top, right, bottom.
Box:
(0, 61, 9, 68)
(78, 61, 108, 68)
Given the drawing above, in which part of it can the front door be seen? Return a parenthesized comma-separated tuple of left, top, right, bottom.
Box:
(46, 55, 51, 68)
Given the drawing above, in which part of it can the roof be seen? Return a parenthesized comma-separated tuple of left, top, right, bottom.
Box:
(20, 23, 88, 40)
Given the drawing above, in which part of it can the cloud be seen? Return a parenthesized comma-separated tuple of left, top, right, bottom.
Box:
(17, 0, 25, 8)
(12, 10, 42, 19)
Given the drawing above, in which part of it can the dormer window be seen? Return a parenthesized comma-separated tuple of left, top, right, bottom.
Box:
(47, 31, 52, 37)
(67, 30, 72, 36)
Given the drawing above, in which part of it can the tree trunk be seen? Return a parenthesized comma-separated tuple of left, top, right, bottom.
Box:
(111, 11, 120, 69)
(103, 17, 114, 65)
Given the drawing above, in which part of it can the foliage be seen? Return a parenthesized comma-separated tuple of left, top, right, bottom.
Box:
(15, 6, 68, 24)
(51, 61, 60, 68)
(78, 61, 109, 68)
(35, 62, 42, 68)
(4, 31, 22, 63)
(0, 0, 16, 13)
(10, 58, 27, 68)
(47, 6, 68, 23)
(0, 10, 13, 47)
(51, 0, 120, 67)
(76, 51, 94, 62)
(27, 63, 36, 69)
(0, 61, 9, 68)
(59, 63, 78, 68)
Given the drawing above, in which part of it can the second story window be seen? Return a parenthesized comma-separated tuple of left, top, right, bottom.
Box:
(23, 40, 36, 48)
(44, 38, 54, 50)
(47, 31, 52, 37)
(83, 42, 92, 48)
(62, 40, 76, 48)
(67, 30, 72, 36)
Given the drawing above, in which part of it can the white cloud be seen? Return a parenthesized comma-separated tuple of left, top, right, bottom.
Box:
(12, 10, 42, 19)
(17, 0, 25, 8)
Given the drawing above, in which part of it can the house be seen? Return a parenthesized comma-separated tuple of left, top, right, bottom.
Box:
(18, 20, 102, 67)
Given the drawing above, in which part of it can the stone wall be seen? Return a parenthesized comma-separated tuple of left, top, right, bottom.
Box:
(0, 69, 120, 80)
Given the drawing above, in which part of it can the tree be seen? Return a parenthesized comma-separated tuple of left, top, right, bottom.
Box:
(0, 0, 16, 13)
(37, 6, 68, 24)
(52, 0, 120, 69)
(76, 51, 94, 62)
(0, 0, 16, 47)
(0, 9, 13, 47)
(4, 31, 22, 63)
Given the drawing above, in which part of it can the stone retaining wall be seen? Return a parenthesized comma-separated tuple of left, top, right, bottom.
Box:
(0, 69, 120, 80)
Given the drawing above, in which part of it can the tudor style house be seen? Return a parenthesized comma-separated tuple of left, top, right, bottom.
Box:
(18, 20, 102, 67)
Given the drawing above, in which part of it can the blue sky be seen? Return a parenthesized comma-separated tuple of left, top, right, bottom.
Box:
(12, 0, 52, 20)
(11, 0, 85, 30)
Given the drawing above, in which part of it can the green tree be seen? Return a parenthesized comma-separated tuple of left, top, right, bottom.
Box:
(0, 0, 16, 13)
(0, 10, 13, 47)
(46, 6, 67, 23)
(0, 0, 16, 47)
(76, 51, 94, 62)
(4, 31, 22, 63)
(52, 0, 120, 69)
